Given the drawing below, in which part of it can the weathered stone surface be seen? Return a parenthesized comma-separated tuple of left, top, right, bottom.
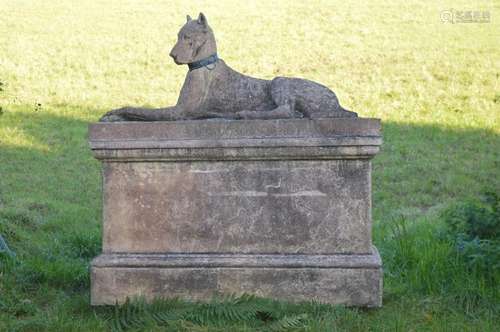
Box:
(90, 118, 380, 144)
(101, 159, 372, 254)
(89, 118, 383, 306)
(91, 249, 382, 307)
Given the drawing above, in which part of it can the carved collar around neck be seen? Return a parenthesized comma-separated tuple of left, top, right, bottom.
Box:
(188, 53, 218, 71)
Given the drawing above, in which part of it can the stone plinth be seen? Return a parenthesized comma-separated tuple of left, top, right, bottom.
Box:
(89, 118, 383, 307)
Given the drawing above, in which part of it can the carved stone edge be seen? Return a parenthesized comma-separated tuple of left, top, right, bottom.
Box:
(90, 145, 381, 161)
(89, 118, 382, 142)
(91, 246, 382, 269)
(88, 118, 382, 161)
(89, 136, 382, 150)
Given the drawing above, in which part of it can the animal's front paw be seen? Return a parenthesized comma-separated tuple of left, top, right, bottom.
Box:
(99, 114, 125, 122)
(99, 107, 132, 122)
(235, 110, 256, 119)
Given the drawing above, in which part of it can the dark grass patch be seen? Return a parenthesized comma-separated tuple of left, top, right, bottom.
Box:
(104, 295, 366, 332)
(62, 230, 101, 260)
(375, 196, 500, 314)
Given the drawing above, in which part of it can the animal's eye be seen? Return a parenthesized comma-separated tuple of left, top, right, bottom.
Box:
(183, 35, 190, 41)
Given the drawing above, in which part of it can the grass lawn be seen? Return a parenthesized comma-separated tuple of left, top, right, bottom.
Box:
(1, 0, 499, 331)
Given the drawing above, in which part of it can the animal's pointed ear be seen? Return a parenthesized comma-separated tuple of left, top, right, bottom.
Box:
(197, 12, 208, 27)
(186, 14, 192, 22)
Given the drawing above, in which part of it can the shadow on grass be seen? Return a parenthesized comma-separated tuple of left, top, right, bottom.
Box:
(0, 107, 100, 207)
(373, 121, 499, 221)
(0, 107, 103, 292)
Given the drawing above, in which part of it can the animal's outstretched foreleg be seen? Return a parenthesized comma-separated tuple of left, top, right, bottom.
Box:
(100, 106, 184, 122)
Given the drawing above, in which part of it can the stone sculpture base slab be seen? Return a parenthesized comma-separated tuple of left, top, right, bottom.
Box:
(88, 118, 383, 307)
(91, 248, 382, 307)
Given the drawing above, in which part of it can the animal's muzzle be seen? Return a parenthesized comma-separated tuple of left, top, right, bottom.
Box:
(169, 51, 181, 65)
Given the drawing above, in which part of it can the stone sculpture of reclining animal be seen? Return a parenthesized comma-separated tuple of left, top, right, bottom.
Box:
(100, 13, 356, 122)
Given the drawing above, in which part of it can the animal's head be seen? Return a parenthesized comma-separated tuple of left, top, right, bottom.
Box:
(169, 13, 217, 65)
